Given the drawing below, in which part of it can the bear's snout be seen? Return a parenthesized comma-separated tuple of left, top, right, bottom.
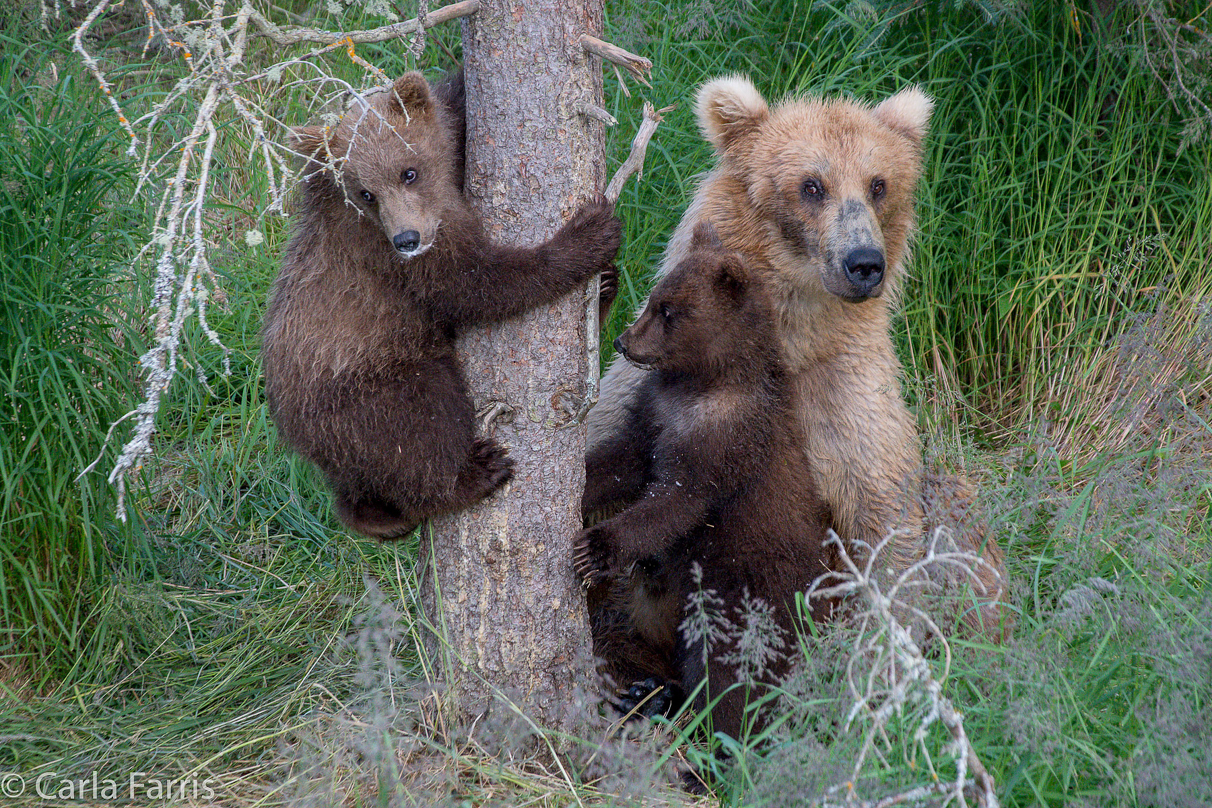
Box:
(842, 247, 885, 298)
(615, 331, 657, 368)
(393, 230, 422, 254)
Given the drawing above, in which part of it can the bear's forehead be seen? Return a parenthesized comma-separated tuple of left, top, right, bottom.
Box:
(754, 106, 920, 182)
(767, 105, 903, 153)
(662, 261, 735, 304)
(656, 266, 707, 300)
(340, 121, 447, 175)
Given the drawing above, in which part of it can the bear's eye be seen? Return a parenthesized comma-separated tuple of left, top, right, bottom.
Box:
(403, 168, 418, 185)
(658, 303, 674, 323)
(801, 178, 823, 200)
(359, 189, 376, 204)
(871, 178, 886, 199)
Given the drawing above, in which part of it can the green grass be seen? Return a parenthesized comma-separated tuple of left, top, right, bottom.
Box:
(0, 27, 148, 685)
(1, 0, 1210, 806)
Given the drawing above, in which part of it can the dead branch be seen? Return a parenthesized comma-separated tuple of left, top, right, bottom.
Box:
(577, 102, 618, 127)
(579, 34, 652, 86)
(604, 102, 672, 204)
(573, 101, 668, 424)
(248, 0, 479, 46)
(809, 529, 1001, 808)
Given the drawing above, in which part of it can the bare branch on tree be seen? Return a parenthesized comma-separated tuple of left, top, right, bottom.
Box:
(579, 34, 652, 87)
(574, 101, 670, 424)
(246, 0, 478, 47)
(604, 102, 672, 203)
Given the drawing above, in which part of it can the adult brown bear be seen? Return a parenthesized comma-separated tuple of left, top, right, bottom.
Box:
(587, 75, 1006, 637)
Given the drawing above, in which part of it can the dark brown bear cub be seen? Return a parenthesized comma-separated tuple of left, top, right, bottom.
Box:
(263, 71, 621, 539)
(575, 223, 835, 741)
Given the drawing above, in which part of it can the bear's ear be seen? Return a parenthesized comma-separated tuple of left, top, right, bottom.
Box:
(873, 86, 934, 145)
(713, 257, 749, 305)
(690, 221, 724, 251)
(290, 126, 344, 161)
(696, 74, 769, 153)
(390, 72, 434, 118)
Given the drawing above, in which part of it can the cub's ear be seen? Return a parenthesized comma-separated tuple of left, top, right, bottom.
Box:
(290, 126, 346, 165)
(696, 74, 769, 153)
(690, 220, 724, 250)
(873, 86, 933, 146)
(390, 72, 434, 118)
(290, 126, 328, 157)
(713, 257, 749, 305)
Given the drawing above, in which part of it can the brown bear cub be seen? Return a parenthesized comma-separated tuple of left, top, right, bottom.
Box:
(262, 71, 621, 538)
(576, 223, 836, 741)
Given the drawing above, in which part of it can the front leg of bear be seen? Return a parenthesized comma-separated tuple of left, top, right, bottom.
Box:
(420, 195, 621, 327)
(542, 195, 623, 283)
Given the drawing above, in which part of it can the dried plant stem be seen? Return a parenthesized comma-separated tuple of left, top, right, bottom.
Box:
(247, 0, 479, 47)
(810, 530, 1001, 808)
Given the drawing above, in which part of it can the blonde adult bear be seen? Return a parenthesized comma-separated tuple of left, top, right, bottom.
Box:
(587, 75, 1005, 636)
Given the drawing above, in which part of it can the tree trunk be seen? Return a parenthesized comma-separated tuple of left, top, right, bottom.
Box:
(422, 0, 605, 731)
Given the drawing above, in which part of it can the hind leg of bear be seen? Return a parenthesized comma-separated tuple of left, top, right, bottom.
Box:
(353, 437, 512, 535)
(449, 435, 514, 506)
(336, 436, 511, 537)
(333, 437, 510, 539)
(344, 359, 510, 531)
(333, 493, 421, 539)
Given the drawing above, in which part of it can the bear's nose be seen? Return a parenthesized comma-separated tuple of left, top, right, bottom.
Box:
(612, 336, 626, 356)
(393, 230, 421, 253)
(843, 247, 885, 296)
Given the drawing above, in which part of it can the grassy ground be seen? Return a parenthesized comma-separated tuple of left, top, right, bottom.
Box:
(1, 1, 1210, 806)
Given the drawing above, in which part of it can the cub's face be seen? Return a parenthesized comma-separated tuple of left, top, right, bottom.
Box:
(617, 225, 762, 378)
(696, 76, 932, 303)
(293, 73, 456, 260)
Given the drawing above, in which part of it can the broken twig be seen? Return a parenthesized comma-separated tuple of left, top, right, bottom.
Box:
(579, 34, 652, 86)
(248, 0, 479, 47)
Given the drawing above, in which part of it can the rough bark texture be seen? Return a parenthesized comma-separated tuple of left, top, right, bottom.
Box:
(422, 0, 605, 730)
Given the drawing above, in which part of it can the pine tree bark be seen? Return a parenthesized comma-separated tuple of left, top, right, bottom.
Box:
(422, 0, 605, 731)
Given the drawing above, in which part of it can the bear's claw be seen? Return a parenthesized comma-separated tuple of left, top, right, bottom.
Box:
(572, 523, 613, 586)
(469, 436, 514, 494)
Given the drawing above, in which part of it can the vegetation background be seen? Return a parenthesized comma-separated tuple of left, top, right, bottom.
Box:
(1, 0, 1209, 805)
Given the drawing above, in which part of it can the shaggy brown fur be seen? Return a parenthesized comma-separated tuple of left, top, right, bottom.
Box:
(587, 75, 1006, 637)
(263, 71, 620, 538)
(577, 224, 837, 740)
